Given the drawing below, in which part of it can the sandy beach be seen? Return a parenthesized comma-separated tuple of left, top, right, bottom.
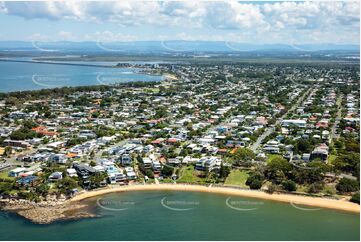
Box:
(70, 184, 360, 213)
(163, 73, 178, 80)
(1, 183, 358, 224)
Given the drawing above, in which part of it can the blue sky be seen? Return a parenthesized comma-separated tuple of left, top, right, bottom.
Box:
(0, 0, 359, 44)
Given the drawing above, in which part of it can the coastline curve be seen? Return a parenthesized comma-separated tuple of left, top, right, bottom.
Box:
(69, 184, 360, 214)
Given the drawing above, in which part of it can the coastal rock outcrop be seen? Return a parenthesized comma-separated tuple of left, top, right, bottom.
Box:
(0, 198, 97, 224)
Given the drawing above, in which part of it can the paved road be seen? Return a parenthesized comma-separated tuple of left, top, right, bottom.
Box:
(330, 94, 343, 143)
(250, 87, 313, 152)
(204, 77, 239, 134)
(3, 148, 36, 169)
(250, 126, 276, 152)
(94, 139, 129, 162)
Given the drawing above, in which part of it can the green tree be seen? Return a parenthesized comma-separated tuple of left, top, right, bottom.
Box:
(231, 148, 255, 166)
(333, 153, 360, 176)
(282, 180, 297, 192)
(219, 162, 231, 179)
(265, 156, 292, 184)
(66, 137, 86, 147)
(350, 192, 360, 204)
(248, 179, 263, 189)
(89, 160, 97, 167)
(296, 139, 312, 153)
(10, 127, 39, 140)
(35, 183, 50, 197)
(90, 172, 107, 188)
(23, 120, 38, 129)
(344, 139, 360, 153)
(42, 137, 50, 144)
(57, 177, 78, 194)
(145, 169, 154, 179)
(4, 146, 12, 157)
(17, 191, 40, 202)
(0, 181, 14, 196)
(336, 178, 359, 193)
(161, 165, 174, 177)
(334, 140, 344, 149)
(266, 184, 278, 194)
(246, 172, 264, 189)
(293, 161, 328, 185)
(307, 182, 324, 194)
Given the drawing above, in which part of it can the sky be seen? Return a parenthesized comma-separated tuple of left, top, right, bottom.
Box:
(0, 0, 359, 45)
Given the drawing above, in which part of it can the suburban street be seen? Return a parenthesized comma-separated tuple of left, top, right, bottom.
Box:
(330, 94, 343, 143)
(250, 87, 313, 152)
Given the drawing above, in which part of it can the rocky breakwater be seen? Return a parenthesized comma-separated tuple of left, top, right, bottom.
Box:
(0, 198, 97, 224)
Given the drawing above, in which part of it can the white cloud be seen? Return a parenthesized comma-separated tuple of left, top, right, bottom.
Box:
(0, 1, 359, 44)
(0, 1, 6, 13)
(266, 1, 359, 30)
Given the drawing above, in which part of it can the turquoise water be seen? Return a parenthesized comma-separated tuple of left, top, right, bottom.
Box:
(0, 61, 164, 92)
(0, 191, 359, 240)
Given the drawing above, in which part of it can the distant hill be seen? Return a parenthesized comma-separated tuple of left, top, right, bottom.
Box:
(0, 40, 359, 53)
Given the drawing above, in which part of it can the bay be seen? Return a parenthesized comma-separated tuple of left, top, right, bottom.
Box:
(0, 60, 164, 93)
(0, 191, 359, 241)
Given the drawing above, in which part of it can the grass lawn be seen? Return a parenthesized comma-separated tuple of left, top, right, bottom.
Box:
(224, 170, 250, 187)
(322, 184, 337, 196)
(177, 165, 206, 184)
(296, 185, 309, 193)
(145, 88, 160, 93)
(159, 178, 175, 183)
(296, 184, 341, 198)
(0, 170, 14, 181)
(266, 154, 284, 163)
(328, 154, 337, 165)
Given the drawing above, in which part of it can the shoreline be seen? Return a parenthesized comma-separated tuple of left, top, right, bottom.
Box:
(1, 183, 359, 224)
(163, 73, 178, 80)
(0, 199, 97, 224)
(70, 183, 360, 214)
(0, 58, 114, 68)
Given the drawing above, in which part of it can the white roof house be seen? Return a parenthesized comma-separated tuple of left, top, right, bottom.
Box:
(281, 119, 307, 128)
(8, 167, 27, 177)
(66, 168, 78, 177)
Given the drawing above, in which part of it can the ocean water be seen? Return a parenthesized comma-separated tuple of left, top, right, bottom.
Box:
(0, 191, 359, 241)
(0, 60, 164, 92)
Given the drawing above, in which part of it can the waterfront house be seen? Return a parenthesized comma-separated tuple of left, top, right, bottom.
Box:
(50, 154, 68, 164)
(8, 167, 27, 177)
(106, 165, 126, 183)
(152, 161, 162, 172)
(121, 154, 132, 166)
(142, 158, 153, 169)
(48, 172, 63, 182)
(125, 167, 137, 180)
(310, 144, 329, 162)
(73, 163, 97, 178)
(66, 168, 78, 177)
(16, 176, 39, 187)
(195, 157, 220, 171)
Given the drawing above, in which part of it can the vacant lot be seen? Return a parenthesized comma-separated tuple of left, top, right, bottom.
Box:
(177, 165, 206, 184)
(224, 170, 250, 187)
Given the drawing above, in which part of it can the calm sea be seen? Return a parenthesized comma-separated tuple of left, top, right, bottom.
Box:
(0, 60, 164, 93)
(0, 191, 359, 240)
